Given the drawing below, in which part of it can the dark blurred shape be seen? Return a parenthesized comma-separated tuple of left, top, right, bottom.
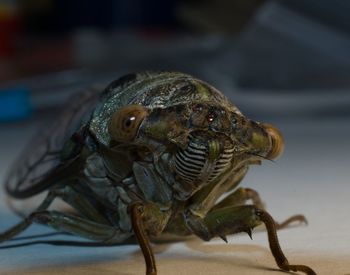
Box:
(283, 0, 350, 33)
(20, 0, 180, 34)
(233, 0, 350, 89)
(178, 0, 265, 33)
(0, 1, 20, 57)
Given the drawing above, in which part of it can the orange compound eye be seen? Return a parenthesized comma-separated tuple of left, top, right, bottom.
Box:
(262, 124, 285, 160)
(108, 105, 148, 142)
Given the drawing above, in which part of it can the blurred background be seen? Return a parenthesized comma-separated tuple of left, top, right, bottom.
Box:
(1, 0, 350, 121)
(0, 1, 350, 274)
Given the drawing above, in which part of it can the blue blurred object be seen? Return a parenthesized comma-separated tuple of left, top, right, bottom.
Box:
(0, 88, 32, 121)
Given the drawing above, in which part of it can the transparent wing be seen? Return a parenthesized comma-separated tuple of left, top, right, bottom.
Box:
(5, 87, 102, 198)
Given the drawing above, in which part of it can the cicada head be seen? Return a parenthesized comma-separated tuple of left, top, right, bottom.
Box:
(94, 72, 284, 199)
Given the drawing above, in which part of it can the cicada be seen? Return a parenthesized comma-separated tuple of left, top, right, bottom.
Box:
(1, 72, 315, 275)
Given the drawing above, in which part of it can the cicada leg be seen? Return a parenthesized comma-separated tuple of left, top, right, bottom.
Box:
(0, 191, 56, 243)
(185, 205, 316, 275)
(213, 187, 307, 229)
(52, 186, 110, 225)
(213, 187, 266, 209)
(0, 186, 129, 244)
(129, 202, 157, 275)
(27, 210, 130, 243)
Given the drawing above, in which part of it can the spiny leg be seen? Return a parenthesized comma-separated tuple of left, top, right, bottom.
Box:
(212, 187, 261, 209)
(129, 202, 157, 275)
(213, 187, 307, 229)
(0, 191, 56, 243)
(185, 205, 316, 275)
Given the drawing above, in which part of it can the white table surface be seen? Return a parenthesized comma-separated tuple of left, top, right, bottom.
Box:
(0, 116, 349, 275)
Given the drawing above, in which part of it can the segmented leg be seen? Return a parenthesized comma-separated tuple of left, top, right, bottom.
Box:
(213, 187, 307, 229)
(1, 186, 128, 243)
(130, 202, 157, 275)
(274, 214, 308, 230)
(256, 209, 316, 275)
(28, 211, 130, 243)
(0, 191, 56, 243)
(185, 205, 316, 275)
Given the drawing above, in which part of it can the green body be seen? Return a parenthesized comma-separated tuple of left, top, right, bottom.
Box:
(5, 72, 275, 242)
(1, 72, 316, 275)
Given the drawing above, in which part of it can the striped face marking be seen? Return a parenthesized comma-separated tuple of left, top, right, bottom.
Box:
(174, 132, 234, 185)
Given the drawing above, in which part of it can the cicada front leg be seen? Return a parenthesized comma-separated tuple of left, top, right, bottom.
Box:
(129, 202, 157, 275)
(213, 187, 308, 230)
(128, 200, 172, 275)
(185, 205, 316, 275)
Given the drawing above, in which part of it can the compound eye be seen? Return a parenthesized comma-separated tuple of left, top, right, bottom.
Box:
(108, 105, 148, 142)
(262, 124, 284, 159)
